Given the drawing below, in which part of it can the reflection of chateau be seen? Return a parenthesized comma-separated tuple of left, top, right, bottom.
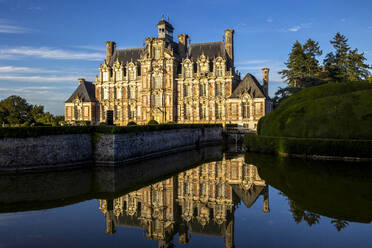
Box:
(65, 18, 272, 129)
(99, 155, 269, 247)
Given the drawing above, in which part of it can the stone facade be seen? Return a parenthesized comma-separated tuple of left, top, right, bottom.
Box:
(99, 155, 269, 247)
(65, 19, 272, 130)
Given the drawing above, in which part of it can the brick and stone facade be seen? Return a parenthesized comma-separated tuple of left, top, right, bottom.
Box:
(65, 18, 272, 130)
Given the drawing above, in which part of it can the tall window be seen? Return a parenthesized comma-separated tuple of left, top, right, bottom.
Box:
(154, 94, 161, 107)
(129, 87, 136, 99)
(184, 104, 191, 119)
(255, 103, 262, 115)
(200, 104, 207, 119)
(103, 72, 108, 81)
(116, 88, 122, 99)
(183, 84, 191, 97)
(128, 69, 135, 81)
(216, 84, 223, 96)
(200, 84, 207, 96)
(154, 47, 160, 59)
(242, 102, 249, 118)
(216, 65, 223, 77)
(116, 70, 122, 81)
(103, 88, 109, 100)
(215, 104, 223, 119)
(129, 105, 136, 119)
(154, 77, 161, 88)
(185, 66, 192, 78)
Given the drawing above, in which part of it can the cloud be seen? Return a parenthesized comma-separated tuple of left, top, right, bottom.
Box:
(236, 60, 271, 65)
(288, 25, 301, 32)
(0, 75, 78, 82)
(0, 24, 32, 34)
(0, 47, 105, 60)
(281, 23, 312, 32)
(266, 18, 273, 23)
(0, 66, 58, 74)
(341, 18, 346, 22)
(73, 45, 106, 52)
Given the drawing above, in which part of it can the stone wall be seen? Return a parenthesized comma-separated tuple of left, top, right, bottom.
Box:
(94, 127, 222, 164)
(0, 126, 223, 170)
(0, 134, 92, 170)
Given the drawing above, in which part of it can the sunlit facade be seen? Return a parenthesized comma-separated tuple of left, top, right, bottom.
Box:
(65, 18, 272, 130)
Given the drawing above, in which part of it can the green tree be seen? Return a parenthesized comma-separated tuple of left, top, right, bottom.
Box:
(0, 95, 32, 124)
(324, 32, 370, 81)
(279, 39, 322, 88)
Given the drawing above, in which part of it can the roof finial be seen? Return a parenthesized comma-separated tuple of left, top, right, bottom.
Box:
(161, 13, 164, 20)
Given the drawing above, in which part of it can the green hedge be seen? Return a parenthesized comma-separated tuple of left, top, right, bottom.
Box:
(0, 124, 222, 138)
(244, 133, 372, 158)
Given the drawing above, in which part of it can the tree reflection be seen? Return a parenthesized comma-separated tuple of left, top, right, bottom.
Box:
(331, 219, 349, 232)
(289, 199, 320, 226)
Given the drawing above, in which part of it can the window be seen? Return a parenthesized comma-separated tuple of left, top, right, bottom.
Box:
(242, 102, 249, 118)
(103, 88, 109, 100)
(154, 94, 162, 107)
(200, 84, 207, 96)
(200, 104, 207, 119)
(216, 65, 223, 77)
(216, 83, 223, 96)
(200, 63, 208, 73)
(103, 72, 108, 81)
(129, 87, 136, 99)
(185, 66, 192, 78)
(67, 107, 71, 117)
(128, 68, 135, 80)
(129, 106, 136, 119)
(84, 106, 89, 117)
(183, 84, 191, 97)
(216, 104, 223, 119)
(116, 88, 122, 99)
(255, 103, 262, 115)
(154, 47, 160, 59)
(116, 70, 122, 81)
(184, 104, 192, 119)
(154, 77, 161, 88)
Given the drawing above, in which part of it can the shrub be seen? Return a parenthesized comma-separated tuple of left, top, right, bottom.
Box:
(127, 121, 137, 126)
(147, 120, 159, 125)
(244, 133, 372, 158)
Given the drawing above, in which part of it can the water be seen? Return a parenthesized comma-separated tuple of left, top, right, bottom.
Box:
(0, 147, 371, 247)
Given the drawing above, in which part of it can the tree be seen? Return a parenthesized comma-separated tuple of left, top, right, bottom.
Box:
(0, 95, 64, 126)
(279, 39, 323, 88)
(0, 95, 32, 124)
(324, 32, 370, 81)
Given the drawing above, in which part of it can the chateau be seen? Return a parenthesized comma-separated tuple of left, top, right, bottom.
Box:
(65, 18, 272, 129)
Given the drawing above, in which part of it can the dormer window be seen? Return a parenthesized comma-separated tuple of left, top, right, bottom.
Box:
(128, 68, 135, 81)
(216, 65, 223, 77)
(185, 65, 192, 78)
(103, 72, 108, 81)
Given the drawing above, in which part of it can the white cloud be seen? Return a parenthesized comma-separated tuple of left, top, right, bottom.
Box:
(0, 66, 58, 74)
(0, 24, 32, 34)
(0, 47, 105, 60)
(236, 60, 271, 65)
(0, 75, 77, 82)
(266, 18, 273, 23)
(281, 23, 312, 32)
(288, 25, 301, 32)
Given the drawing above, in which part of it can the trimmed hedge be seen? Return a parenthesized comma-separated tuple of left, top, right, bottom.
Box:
(0, 124, 222, 138)
(244, 133, 372, 158)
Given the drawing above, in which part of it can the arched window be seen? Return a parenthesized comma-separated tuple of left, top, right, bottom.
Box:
(242, 102, 249, 118)
(185, 65, 192, 78)
(216, 65, 223, 77)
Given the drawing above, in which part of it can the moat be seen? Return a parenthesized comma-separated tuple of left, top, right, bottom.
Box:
(1, 146, 372, 247)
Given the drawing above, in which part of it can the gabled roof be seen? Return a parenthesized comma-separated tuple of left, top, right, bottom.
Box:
(230, 73, 267, 98)
(65, 80, 97, 103)
(188, 41, 225, 60)
(109, 48, 144, 66)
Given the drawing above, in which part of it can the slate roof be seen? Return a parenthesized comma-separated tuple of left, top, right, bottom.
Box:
(188, 41, 225, 60)
(109, 48, 144, 66)
(65, 80, 97, 103)
(230, 73, 267, 98)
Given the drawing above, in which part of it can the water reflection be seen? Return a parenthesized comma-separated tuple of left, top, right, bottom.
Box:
(99, 155, 268, 248)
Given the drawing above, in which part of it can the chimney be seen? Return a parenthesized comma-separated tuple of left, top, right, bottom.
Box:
(262, 68, 270, 96)
(178, 34, 189, 58)
(105, 41, 116, 63)
(78, 78, 85, 84)
(224, 29, 234, 70)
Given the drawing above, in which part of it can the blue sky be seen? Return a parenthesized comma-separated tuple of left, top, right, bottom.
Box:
(0, 0, 371, 115)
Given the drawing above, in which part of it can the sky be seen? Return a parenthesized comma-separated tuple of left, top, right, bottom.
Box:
(0, 0, 371, 115)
